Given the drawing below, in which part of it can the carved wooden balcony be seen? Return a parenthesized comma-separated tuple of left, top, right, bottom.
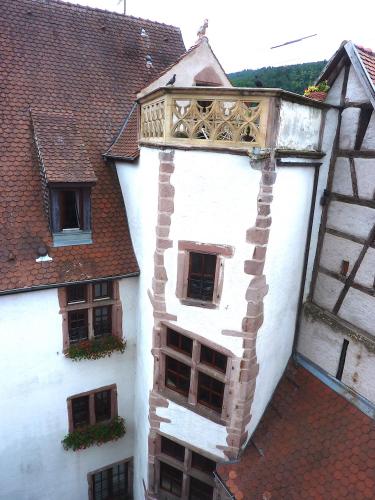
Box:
(137, 87, 329, 154)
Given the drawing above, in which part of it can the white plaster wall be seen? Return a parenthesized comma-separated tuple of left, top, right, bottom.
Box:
(247, 166, 316, 436)
(332, 157, 353, 195)
(355, 158, 375, 199)
(313, 272, 344, 311)
(361, 112, 375, 149)
(339, 288, 375, 335)
(320, 233, 362, 276)
(138, 39, 230, 97)
(303, 108, 339, 300)
(157, 400, 227, 460)
(277, 100, 321, 150)
(116, 152, 159, 500)
(339, 107, 361, 149)
(0, 280, 137, 500)
(325, 67, 344, 106)
(346, 66, 368, 102)
(326, 201, 375, 239)
(298, 314, 375, 404)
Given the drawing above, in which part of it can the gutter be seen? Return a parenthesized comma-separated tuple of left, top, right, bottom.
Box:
(0, 271, 140, 296)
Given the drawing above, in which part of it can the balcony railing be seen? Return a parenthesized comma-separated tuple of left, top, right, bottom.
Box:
(139, 88, 270, 150)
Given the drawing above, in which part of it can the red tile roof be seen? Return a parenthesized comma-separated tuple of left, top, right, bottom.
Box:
(217, 364, 375, 499)
(0, 0, 186, 292)
(105, 104, 139, 160)
(356, 45, 375, 88)
(31, 110, 97, 183)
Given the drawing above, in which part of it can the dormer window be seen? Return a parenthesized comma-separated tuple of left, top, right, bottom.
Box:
(50, 186, 92, 246)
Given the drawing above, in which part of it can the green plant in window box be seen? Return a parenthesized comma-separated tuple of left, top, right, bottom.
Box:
(62, 416, 126, 451)
(65, 336, 126, 361)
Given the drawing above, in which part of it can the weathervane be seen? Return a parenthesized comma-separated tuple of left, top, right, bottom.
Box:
(196, 19, 208, 42)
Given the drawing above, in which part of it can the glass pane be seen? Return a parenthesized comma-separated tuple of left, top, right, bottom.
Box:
(167, 329, 193, 356)
(200, 345, 227, 373)
(68, 310, 88, 343)
(165, 357, 191, 396)
(94, 390, 112, 422)
(187, 253, 216, 301)
(93, 306, 112, 337)
(160, 462, 183, 496)
(190, 252, 203, 273)
(161, 436, 185, 462)
(72, 395, 90, 428)
(197, 372, 224, 413)
(189, 477, 213, 500)
(67, 284, 86, 303)
(94, 281, 111, 299)
(93, 469, 110, 500)
(203, 254, 216, 275)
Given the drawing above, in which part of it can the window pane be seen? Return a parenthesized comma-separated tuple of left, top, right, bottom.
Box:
(92, 469, 110, 500)
(68, 310, 88, 343)
(94, 281, 112, 300)
(94, 306, 112, 337)
(161, 436, 185, 462)
(189, 477, 213, 500)
(67, 284, 86, 303)
(197, 372, 224, 413)
(187, 253, 216, 301)
(200, 345, 227, 373)
(60, 190, 81, 229)
(165, 356, 191, 397)
(94, 390, 112, 422)
(167, 329, 193, 357)
(112, 462, 128, 498)
(191, 452, 216, 474)
(72, 395, 90, 428)
(160, 462, 183, 496)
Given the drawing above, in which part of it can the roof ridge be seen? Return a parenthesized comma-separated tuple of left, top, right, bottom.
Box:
(355, 44, 375, 56)
(27, 0, 183, 31)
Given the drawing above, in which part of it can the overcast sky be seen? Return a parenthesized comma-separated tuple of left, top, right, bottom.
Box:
(70, 0, 374, 73)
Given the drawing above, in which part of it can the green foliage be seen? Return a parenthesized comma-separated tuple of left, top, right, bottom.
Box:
(304, 79, 330, 96)
(65, 336, 126, 361)
(62, 417, 126, 451)
(229, 61, 327, 95)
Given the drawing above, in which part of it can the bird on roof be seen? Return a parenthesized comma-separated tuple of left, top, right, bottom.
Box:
(166, 74, 176, 86)
(254, 75, 263, 88)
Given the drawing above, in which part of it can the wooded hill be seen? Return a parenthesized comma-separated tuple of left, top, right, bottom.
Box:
(229, 61, 327, 95)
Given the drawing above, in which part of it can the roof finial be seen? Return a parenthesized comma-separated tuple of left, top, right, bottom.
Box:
(196, 19, 208, 42)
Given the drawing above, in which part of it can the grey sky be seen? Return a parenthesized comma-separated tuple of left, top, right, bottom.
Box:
(70, 0, 374, 73)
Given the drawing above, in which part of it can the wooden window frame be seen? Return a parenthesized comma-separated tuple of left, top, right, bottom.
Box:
(176, 241, 234, 309)
(67, 384, 118, 433)
(58, 280, 123, 352)
(155, 433, 215, 499)
(88, 457, 133, 500)
(158, 325, 232, 424)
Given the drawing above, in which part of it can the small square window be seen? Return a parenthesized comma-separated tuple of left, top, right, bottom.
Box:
(68, 309, 88, 343)
(160, 462, 183, 496)
(167, 328, 193, 357)
(67, 284, 86, 304)
(187, 252, 217, 301)
(94, 281, 112, 300)
(161, 436, 185, 462)
(165, 356, 191, 397)
(197, 372, 225, 413)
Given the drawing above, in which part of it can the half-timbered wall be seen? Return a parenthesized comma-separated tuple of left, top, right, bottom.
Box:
(297, 61, 375, 405)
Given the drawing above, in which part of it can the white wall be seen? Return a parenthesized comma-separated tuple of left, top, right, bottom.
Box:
(116, 153, 160, 500)
(0, 279, 136, 500)
(277, 100, 322, 150)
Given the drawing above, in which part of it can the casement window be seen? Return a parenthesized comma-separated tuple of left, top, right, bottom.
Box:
(176, 241, 234, 308)
(50, 186, 92, 246)
(156, 435, 215, 499)
(68, 385, 117, 432)
(88, 458, 133, 500)
(160, 327, 231, 422)
(58, 280, 122, 350)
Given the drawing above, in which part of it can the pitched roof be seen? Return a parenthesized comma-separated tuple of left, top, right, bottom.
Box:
(355, 45, 375, 88)
(217, 364, 375, 499)
(104, 103, 140, 160)
(31, 110, 97, 183)
(0, 0, 186, 292)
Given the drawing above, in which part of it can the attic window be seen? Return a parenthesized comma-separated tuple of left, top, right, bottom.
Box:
(50, 186, 92, 247)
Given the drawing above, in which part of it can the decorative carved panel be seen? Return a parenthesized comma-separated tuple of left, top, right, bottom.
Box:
(141, 98, 165, 139)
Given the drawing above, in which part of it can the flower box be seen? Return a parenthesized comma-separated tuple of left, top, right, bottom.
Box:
(62, 416, 126, 451)
(65, 335, 126, 361)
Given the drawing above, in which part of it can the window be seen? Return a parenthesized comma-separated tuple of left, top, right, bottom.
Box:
(50, 186, 92, 246)
(89, 459, 133, 500)
(160, 327, 230, 421)
(68, 385, 117, 432)
(59, 280, 122, 350)
(156, 435, 215, 499)
(176, 241, 234, 308)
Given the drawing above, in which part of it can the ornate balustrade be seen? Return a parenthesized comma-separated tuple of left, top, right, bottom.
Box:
(139, 88, 270, 151)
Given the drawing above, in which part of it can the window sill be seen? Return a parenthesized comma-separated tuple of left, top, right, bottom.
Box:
(53, 229, 92, 247)
(65, 336, 126, 361)
(62, 416, 126, 451)
(179, 298, 218, 309)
